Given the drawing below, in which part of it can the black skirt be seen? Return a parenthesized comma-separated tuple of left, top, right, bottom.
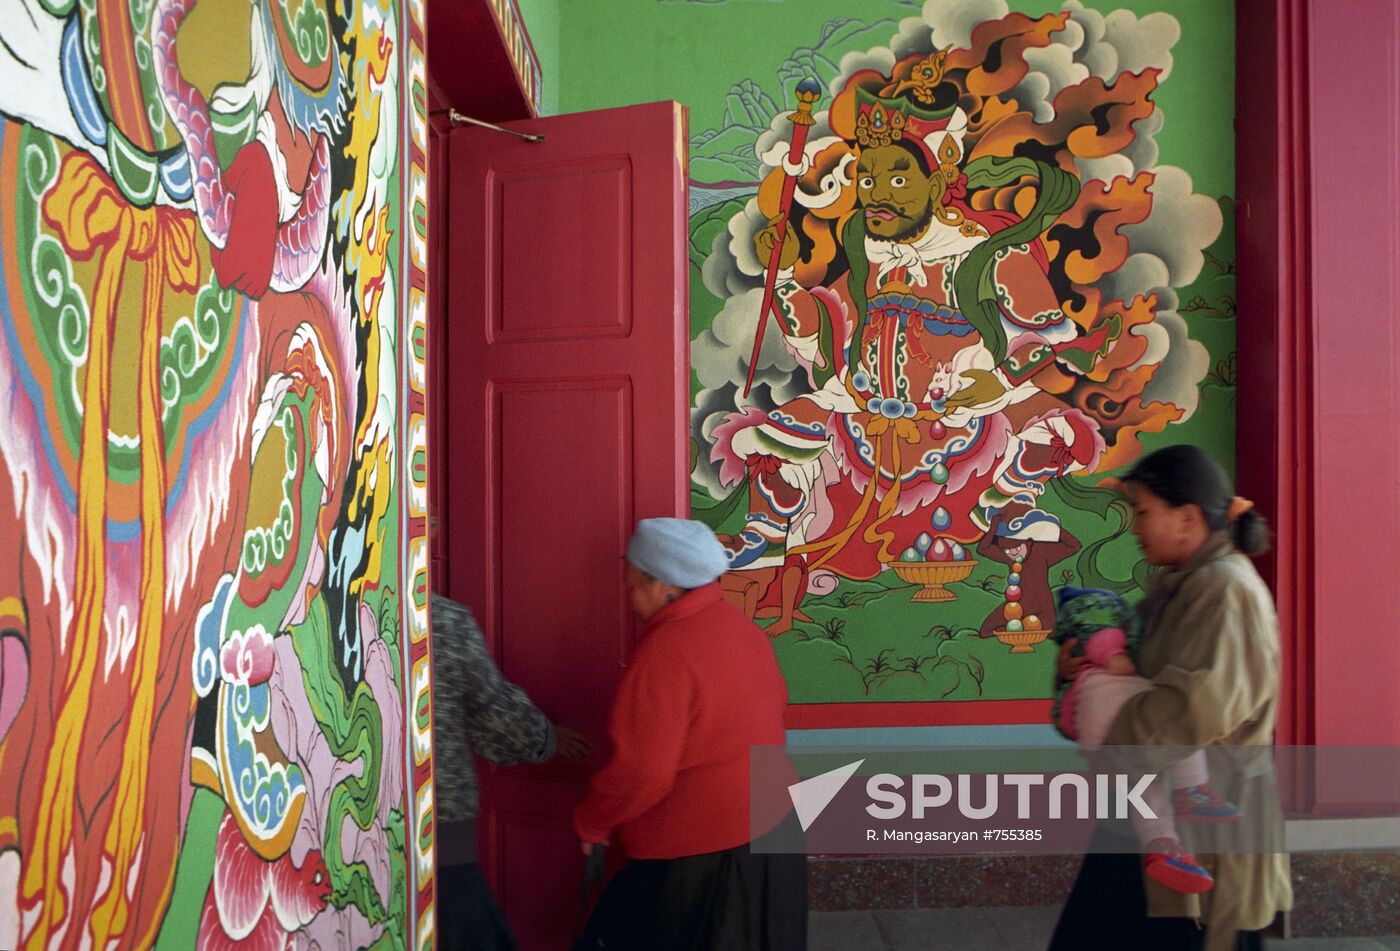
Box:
(573, 837, 807, 951)
(438, 861, 518, 951)
(1049, 825, 1265, 951)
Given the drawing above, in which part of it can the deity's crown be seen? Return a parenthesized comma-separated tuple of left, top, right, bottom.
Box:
(843, 50, 967, 170)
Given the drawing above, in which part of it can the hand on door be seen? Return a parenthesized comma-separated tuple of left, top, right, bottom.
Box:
(555, 725, 593, 761)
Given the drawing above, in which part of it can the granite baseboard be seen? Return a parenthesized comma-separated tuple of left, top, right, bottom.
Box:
(807, 856, 1078, 913)
(808, 852, 1400, 938)
(1287, 853, 1400, 937)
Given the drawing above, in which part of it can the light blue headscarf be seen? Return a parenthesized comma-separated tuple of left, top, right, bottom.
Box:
(626, 518, 730, 588)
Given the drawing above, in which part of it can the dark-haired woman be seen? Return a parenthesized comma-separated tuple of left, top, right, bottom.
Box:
(1048, 444, 1292, 951)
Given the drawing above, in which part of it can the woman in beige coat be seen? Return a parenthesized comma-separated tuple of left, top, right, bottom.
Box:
(1048, 444, 1292, 951)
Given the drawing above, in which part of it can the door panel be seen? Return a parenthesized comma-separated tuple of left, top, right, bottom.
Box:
(444, 100, 689, 949)
(495, 159, 634, 341)
(493, 379, 634, 726)
(498, 808, 581, 935)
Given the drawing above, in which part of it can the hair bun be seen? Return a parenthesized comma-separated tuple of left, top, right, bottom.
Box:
(1230, 508, 1270, 557)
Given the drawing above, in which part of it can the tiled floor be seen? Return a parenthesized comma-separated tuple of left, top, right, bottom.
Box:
(808, 909, 1400, 950)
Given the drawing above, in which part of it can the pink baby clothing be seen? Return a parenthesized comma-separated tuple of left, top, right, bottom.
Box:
(1058, 626, 1130, 742)
(1063, 625, 1211, 845)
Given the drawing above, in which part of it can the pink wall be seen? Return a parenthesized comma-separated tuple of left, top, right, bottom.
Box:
(1238, 0, 1400, 764)
(1306, 0, 1400, 748)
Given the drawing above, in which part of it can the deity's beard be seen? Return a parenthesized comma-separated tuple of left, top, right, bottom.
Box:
(867, 199, 936, 244)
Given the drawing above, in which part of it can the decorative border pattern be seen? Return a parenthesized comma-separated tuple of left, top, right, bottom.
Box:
(402, 0, 435, 944)
(487, 0, 543, 114)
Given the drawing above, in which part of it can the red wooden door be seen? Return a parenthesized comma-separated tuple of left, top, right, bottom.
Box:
(442, 100, 690, 949)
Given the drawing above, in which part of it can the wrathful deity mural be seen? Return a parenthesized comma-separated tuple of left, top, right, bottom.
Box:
(0, 0, 434, 947)
(688, 0, 1236, 704)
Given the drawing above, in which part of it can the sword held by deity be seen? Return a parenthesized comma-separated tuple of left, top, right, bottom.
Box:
(743, 77, 823, 398)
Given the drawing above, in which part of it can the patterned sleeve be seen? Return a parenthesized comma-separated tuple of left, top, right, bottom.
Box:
(774, 269, 858, 366)
(993, 246, 1065, 332)
(432, 595, 556, 765)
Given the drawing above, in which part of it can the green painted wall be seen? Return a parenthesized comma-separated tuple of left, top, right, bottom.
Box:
(515, 0, 563, 114)
(551, 0, 1234, 200)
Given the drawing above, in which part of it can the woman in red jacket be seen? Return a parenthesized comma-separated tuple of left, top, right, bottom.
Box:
(573, 518, 806, 950)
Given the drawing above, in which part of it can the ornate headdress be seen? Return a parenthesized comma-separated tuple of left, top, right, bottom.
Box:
(837, 51, 969, 174)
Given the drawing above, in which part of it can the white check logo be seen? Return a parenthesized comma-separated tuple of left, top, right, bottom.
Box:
(787, 759, 864, 832)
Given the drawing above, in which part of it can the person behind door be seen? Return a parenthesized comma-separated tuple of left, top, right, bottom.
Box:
(573, 518, 806, 950)
(431, 589, 591, 950)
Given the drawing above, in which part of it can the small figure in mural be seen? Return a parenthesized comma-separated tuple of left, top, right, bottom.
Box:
(718, 552, 810, 634)
(714, 49, 1113, 624)
(431, 591, 592, 951)
(1050, 586, 1238, 896)
(575, 519, 806, 950)
(975, 501, 1081, 638)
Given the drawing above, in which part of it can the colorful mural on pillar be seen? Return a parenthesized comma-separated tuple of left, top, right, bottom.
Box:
(677, 1, 1236, 705)
(0, 0, 434, 947)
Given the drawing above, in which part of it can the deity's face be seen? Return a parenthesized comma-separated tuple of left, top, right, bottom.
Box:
(856, 143, 941, 242)
(1000, 541, 1030, 563)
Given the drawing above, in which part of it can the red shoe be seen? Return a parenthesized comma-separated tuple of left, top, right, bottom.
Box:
(1144, 837, 1214, 894)
(1173, 784, 1244, 823)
